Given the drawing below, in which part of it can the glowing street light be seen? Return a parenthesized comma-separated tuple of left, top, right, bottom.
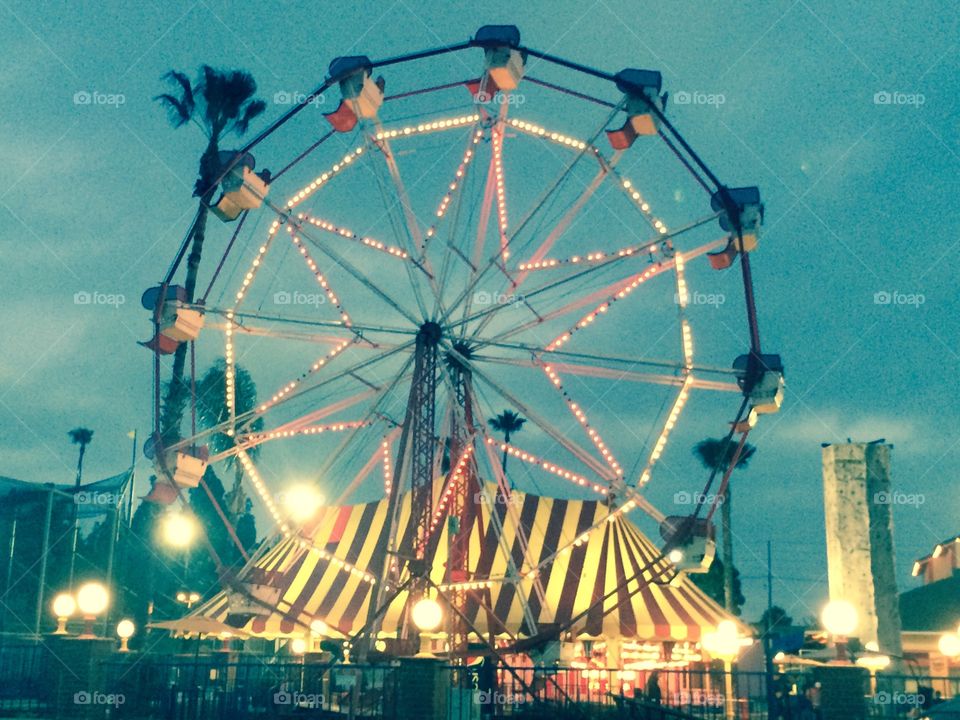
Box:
(290, 637, 308, 655)
(856, 646, 891, 694)
(702, 620, 751, 720)
(283, 485, 324, 523)
(116, 619, 135, 652)
(161, 511, 198, 548)
(412, 596, 443, 658)
(176, 591, 201, 609)
(939, 632, 960, 659)
(412, 597, 442, 631)
(52, 593, 76, 635)
(821, 600, 858, 662)
(76, 581, 109, 638)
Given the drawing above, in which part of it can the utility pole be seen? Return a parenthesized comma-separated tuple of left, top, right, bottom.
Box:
(765, 539, 776, 719)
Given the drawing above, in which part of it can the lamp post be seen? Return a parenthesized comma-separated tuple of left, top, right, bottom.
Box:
(702, 620, 751, 720)
(821, 600, 858, 663)
(52, 593, 76, 635)
(76, 582, 109, 638)
(411, 597, 443, 658)
(856, 650, 891, 695)
(116, 619, 135, 652)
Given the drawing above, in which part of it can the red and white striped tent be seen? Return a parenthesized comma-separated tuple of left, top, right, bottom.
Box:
(191, 481, 739, 643)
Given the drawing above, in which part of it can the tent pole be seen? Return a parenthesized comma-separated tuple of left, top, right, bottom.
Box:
(34, 485, 55, 637)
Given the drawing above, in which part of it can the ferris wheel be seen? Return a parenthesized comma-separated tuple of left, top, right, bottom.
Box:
(144, 25, 784, 645)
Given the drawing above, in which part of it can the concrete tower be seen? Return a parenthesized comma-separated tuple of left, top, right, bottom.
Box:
(822, 441, 903, 656)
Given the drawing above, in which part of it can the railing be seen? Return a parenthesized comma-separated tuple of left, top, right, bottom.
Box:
(3, 637, 960, 720)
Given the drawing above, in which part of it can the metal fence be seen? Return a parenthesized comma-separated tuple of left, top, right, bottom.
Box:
(4, 637, 960, 720)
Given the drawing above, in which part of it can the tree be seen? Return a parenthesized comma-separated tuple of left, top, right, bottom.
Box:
(692, 437, 756, 615)
(67, 427, 94, 588)
(755, 606, 794, 638)
(488, 410, 526, 475)
(195, 359, 262, 528)
(690, 557, 746, 615)
(155, 66, 266, 445)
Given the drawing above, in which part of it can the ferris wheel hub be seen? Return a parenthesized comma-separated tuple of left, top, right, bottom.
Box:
(416, 321, 443, 346)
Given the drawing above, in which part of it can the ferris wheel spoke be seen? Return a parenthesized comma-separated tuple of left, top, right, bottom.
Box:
(509, 151, 622, 293)
(366, 129, 435, 319)
(333, 426, 403, 507)
(439, 104, 622, 330)
(171, 340, 415, 449)
(473, 355, 739, 392)
(471, 340, 736, 377)
(318, 353, 416, 494)
(204, 307, 417, 340)
(298, 213, 411, 262)
(458, 351, 616, 481)
(449, 234, 726, 345)
(294, 218, 421, 327)
(430, 127, 485, 306)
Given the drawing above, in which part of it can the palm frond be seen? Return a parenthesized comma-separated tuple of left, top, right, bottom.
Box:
(154, 93, 192, 128)
(233, 99, 266, 136)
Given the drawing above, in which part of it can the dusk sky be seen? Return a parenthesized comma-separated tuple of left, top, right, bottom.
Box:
(1, 1, 957, 623)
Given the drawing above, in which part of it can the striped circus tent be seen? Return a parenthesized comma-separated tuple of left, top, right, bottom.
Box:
(192, 481, 739, 643)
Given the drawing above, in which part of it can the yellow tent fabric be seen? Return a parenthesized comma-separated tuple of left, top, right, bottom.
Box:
(191, 482, 740, 642)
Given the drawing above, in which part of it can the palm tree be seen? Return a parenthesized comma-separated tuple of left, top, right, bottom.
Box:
(693, 437, 756, 614)
(488, 410, 526, 474)
(67, 427, 94, 588)
(195, 360, 263, 526)
(155, 66, 266, 444)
